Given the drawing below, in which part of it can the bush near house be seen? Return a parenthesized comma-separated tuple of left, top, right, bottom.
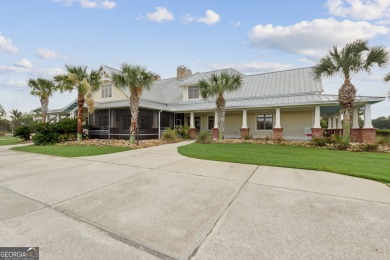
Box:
(196, 131, 213, 144)
(13, 125, 32, 141)
(377, 129, 390, 137)
(162, 128, 178, 143)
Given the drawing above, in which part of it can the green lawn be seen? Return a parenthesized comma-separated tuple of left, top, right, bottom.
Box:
(12, 145, 132, 157)
(0, 136, 22, 146)
(178, 143, 390, 183)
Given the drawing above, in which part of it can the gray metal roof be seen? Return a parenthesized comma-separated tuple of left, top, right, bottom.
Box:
(89, 65, 383, 114)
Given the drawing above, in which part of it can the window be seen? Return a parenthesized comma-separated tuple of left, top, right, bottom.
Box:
(208, 116, 214, 130)
(188, 86, 199, 99)
(101, 84, 112, 98)
(122, 115, 130, 130)
(256, 114, 273, 130)
(98, 116, 108, 127)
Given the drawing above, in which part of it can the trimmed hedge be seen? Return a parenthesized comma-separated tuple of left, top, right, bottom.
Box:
(377, 129, 390, 137)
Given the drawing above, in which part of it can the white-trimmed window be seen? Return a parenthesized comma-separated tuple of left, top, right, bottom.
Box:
(208, 116, 214, 130)
(188, 86, 199, 99)
(256, 114, 273, 130)
(101, 84, 112, 98)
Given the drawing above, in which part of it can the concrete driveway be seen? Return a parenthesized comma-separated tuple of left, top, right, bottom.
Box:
(0, 141, 389, 259)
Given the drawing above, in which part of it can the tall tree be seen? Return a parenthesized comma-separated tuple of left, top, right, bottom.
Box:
(0, 104, 5, 118)
(54, 65, 101, 141)
(312, 39, 389, 143)
(199, 72, 243, 140)
(111, 64, 155, 144)
(27, 78, 57, 123)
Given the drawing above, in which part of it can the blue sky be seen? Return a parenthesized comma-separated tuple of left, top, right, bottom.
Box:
(1, 0, 390, 118)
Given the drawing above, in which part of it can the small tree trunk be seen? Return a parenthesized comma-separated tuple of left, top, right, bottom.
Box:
(216, 94, 226, 141)
(40, 97, 49, 123)
(342, 109, 351, 143)
(129, 88, 139, 144)
(77, 96, 84, 141)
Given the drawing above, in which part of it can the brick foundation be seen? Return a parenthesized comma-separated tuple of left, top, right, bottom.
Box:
(272, 128, 283, 140)
(189, 128, 197, 139)
(240, 128, 250, 139)
(212, 128, 219, 139)
(350, 128, 361, 143)
(361, 128, 376, 144)
(311, 128, 323, 139)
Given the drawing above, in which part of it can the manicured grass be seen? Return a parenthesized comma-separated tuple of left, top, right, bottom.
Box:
(178, 143, 390, 183)
(0, 137, 22, 146)
(12, 145, 132, 157)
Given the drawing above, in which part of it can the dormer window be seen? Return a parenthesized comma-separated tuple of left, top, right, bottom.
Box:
(188, 86, 199, 99)
(101, 84, 112, 98)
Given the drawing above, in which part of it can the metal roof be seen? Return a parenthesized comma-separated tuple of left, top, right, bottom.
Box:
(82, 65, 384, 115)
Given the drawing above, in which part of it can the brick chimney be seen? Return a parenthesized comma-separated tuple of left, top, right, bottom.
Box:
(177, 65, 192, 80)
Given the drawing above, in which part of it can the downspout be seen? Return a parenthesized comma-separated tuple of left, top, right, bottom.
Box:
(158, 109, 162, 139)
(108, 108, 111, 140)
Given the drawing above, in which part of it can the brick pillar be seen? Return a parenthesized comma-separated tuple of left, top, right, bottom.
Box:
(240, 128, 250, 139)
(212, 128, 219, 139)
(272, 128, 283, 140)
(189, 128, 197, 139)
(361, 128, 376, 144)
(311, 128, 323, 139)
(350, 128, 361, 143)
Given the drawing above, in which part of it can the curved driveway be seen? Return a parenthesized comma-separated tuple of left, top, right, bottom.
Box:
(0, 141, 389, 259)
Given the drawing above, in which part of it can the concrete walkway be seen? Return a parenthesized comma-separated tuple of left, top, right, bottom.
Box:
(0, 142, 389, 259)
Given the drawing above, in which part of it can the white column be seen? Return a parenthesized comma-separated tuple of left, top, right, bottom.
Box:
(190, 112, 195, 128)
(242, 110, 248, 128)
(332, 116, 337, 129)
(56, 114, 60, 122)
(363, 104, 373, 128)
(352, 107, 359, 129)
(328, 117, 332, 130)
(214, 111, 218, 128)
(274, 108, 281, 128)
(152, 111, 158, 128)
(313, 106, 321, 128)
(337, 112, 342, 129)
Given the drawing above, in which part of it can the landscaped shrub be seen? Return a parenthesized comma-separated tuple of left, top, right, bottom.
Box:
(162, 128, 178, 143)
(243, 134, 253, 140)
(32, 123, 59, 146)
(376, 135, 390, 145)
(360, 144, 379, 152)
(312, 137, 328, 147)
(13, 125, 32, 141)
(377, 129, 390, 137)
(196, 131, 212, 144)
(333, 135, 350, 150)
(175, 125, 190, 139)
(56, 118, 78, 142)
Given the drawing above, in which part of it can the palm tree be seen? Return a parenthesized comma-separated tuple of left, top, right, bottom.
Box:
(54, 65, 102, 141)
(27, 78, 57, 123)
(199, 72, 243, 140)
(111, 64, 155, 144)
(312, 39, 389, 143)
(383, 75, 390, 100)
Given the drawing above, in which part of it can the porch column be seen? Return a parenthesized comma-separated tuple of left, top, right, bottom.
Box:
(311, 106, 323, 138)
(272, 108, 283, 141)
(337, 112, 342, 129)
(351, 107, 361, 143)
(361, 104, 376, 143)
(56, 114, 60, 122)
(152, 111, 158, 128)
(363, 104, 373, 128)
(332, 116, 337, 129)
(189, 112, 196, 139)
(328, 117, 332, 129)
(240, 109, 250, 139)
(212, 111, 219, 139)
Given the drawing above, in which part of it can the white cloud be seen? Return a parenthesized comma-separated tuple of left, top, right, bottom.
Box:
(0, 33, 20, 53)
(35, 48, 59, 59)
(327, 0, 390, 20)
(197, 10, 220, 25)
(231, 21, 242, 27)
(14, 59, 33, 69)
(209, 61, 294, 74)
(0, 65, 65, 78)
(53, 0, 116, 9)
(1, 79, 27, 89)
(248, 18, 389, 61)
(145, 7, 174, 22)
